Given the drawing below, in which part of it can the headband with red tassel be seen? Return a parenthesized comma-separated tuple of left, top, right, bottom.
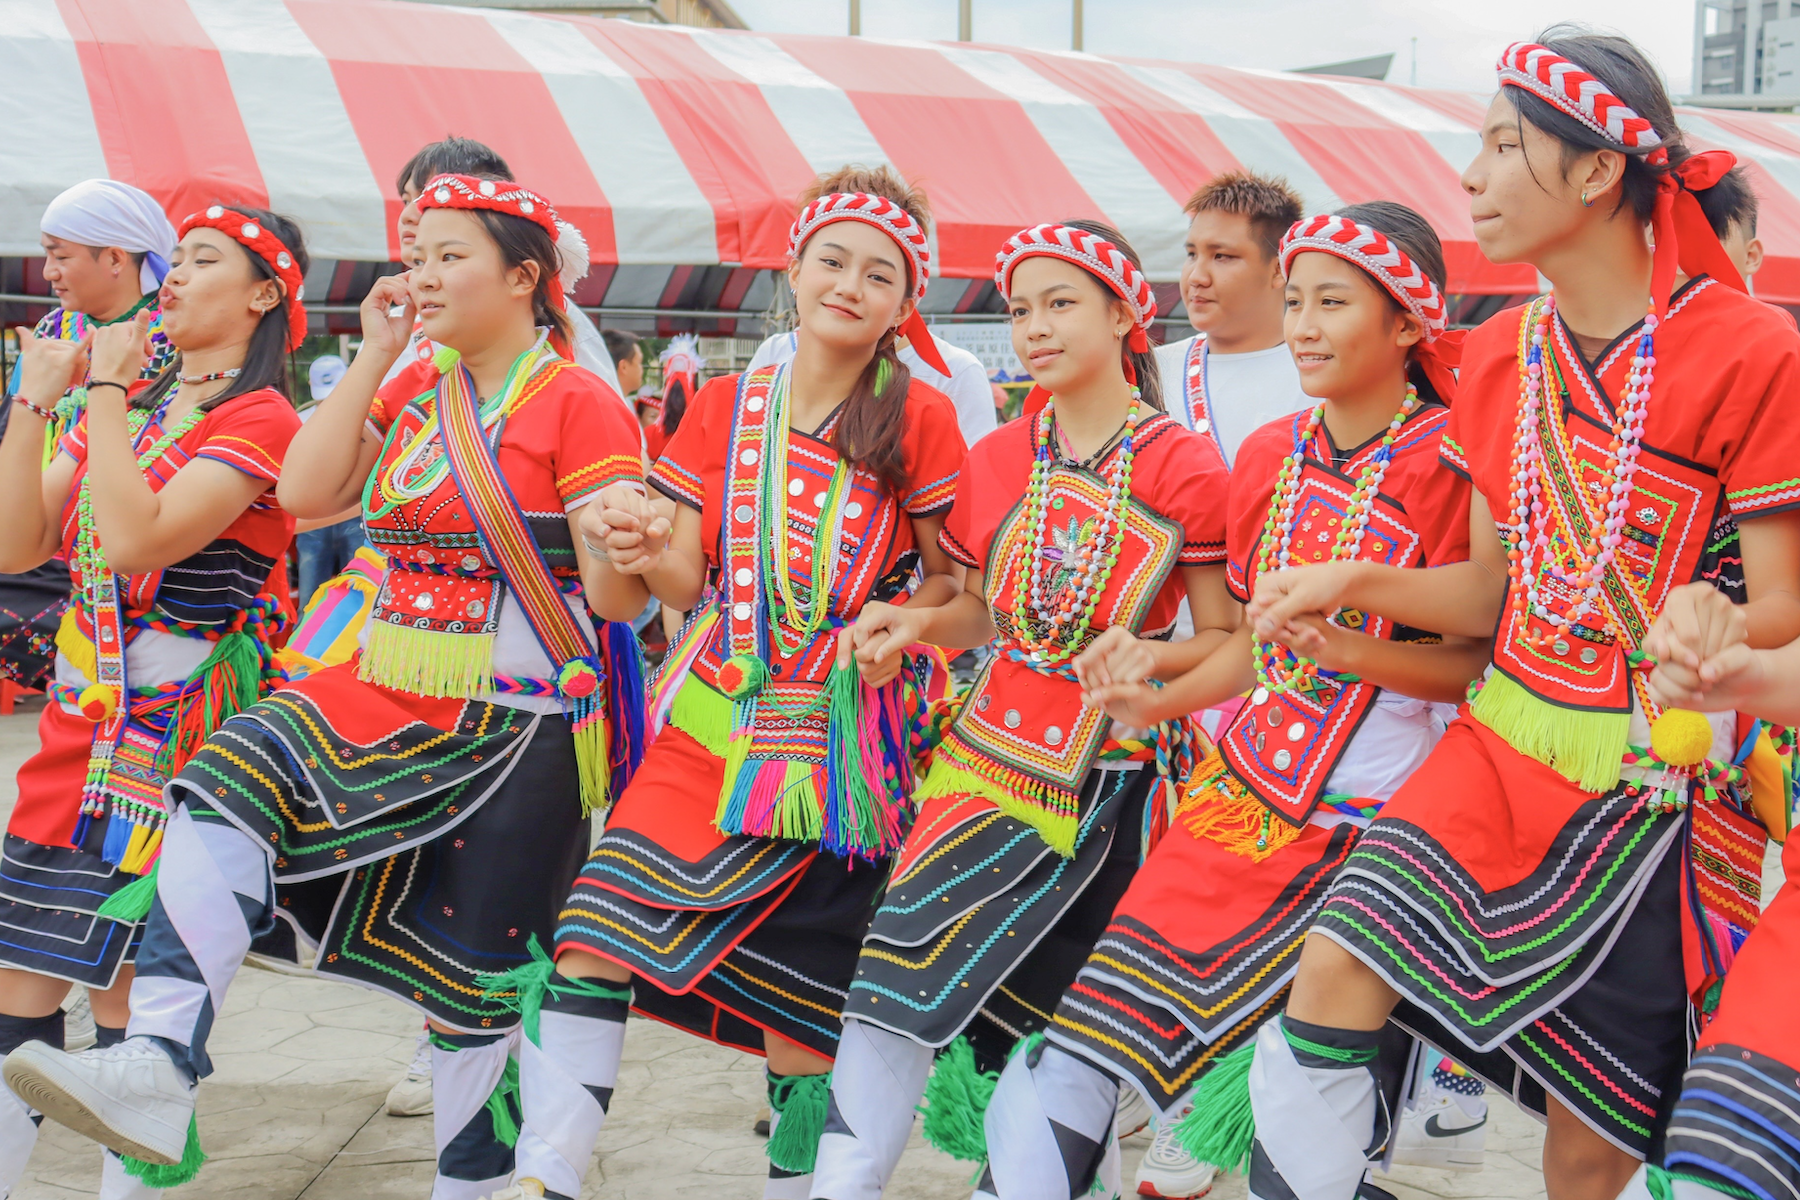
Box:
(788, 191, 948, 376)
(995, 223, 1158, 384)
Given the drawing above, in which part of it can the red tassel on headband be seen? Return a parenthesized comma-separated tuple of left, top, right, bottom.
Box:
(1649, 150, 1747, 317)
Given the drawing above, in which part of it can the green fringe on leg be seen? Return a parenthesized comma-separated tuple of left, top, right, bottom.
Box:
(1470, 671, 1628, 792)
(122, 1114, 205, 1188)
(485, 1055, 522, 1147)
(1173, 1041, 1255, 1173)
(95, 865, 158, 924)
(766, 1071, 832, 1175)
(476, 933, 632, 1046)
(917, 1037, 1000, 1163)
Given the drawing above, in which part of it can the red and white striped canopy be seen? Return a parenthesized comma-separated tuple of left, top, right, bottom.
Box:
(9, 0, 1800, 310)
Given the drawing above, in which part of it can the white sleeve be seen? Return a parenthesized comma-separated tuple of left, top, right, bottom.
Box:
(946, 356, 998, 446)
(567, 305, 623, 399)
(1154, 337, 1194, 430)
(746, 333, 793, 374)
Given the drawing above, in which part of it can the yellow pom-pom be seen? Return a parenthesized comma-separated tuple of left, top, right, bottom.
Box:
(77, 683, 117, 723)
(1650, 708, 1714, 769)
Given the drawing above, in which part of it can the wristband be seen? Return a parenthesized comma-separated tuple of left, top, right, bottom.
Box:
(580, 536, 612, 563)
(8, 394, 55, 421)
(86, 381, 129, 397)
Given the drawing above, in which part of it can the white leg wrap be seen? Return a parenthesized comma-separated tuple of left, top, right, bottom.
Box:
(984, 1043, 1118, 1199)
(762, 1105, 813, 1200)
(0, 1079, 37, 1199)
(429, 1030, 518, 1200)
(513, 1006, 625, 1200)
(1247, 1021, 1373, 1200)
(100, 1149, 156, 1200)
(810, 1019, 933, 1200)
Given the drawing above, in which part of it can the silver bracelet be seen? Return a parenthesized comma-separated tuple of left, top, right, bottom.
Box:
(580, 536, 611, 563)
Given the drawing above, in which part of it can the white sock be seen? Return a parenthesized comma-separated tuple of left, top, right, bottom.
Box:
(810, 1020, 933, 1200)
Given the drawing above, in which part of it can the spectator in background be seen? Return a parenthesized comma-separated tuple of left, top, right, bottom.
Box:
(293, 355, 367, 607)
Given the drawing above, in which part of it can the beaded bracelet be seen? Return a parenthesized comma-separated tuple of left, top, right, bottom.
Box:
(9, 393, 55, 420)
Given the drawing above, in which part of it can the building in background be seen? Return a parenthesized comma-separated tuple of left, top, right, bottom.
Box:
(408, 0, 745, 26)
(1693, 0, 1800, 105)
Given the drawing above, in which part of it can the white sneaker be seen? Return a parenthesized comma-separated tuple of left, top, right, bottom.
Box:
(1392, 1094, 1487, 1171)
(1115, 1085, 1153, 1140)
(2, 1038, 194, 1165)
(483, 1181, 545, 1199)
(1133, 1101, 1217, 1199)
(63, 992, 97, 1052)
(385, 1030, 434, 1117)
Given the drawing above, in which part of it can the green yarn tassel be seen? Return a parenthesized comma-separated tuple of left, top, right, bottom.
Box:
(122, 1113, 205, 1188)
(96, 865, 159, 924)
(433, 345, 462, 373)
(918, 1037, 1000, 1163)
(476, 934, 630, 1046)
(1173, 1042, 1256, 1173)
(766, 1071, 831, 1175)
(485, 1056, 522, 1147)
(1470, 671, 1629, 793)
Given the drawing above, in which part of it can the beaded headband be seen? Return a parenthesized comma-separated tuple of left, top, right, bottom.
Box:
(1496, 42, 1665, 163)
(994, 223, 1158, 353)
(787, 191, 947, 375)
(179, 206, 308, 351)
(1279, 215, 1447, 341)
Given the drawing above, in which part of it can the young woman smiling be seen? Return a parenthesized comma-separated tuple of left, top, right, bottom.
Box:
(5, 176, 645, 1200)
(492, 166, 968, 1200)
(801, 219, 1238, 1200)
(1242, 30, 1800, 1200)
(952, 202, 1480, 1200)
(0, 203, 307, 1200)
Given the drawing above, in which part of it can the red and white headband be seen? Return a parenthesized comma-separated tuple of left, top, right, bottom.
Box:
(1279, 215, 1447, 340)
(788, 191, 947, 374)
(180, 205, 308, 351)
(994, 223, 1158, 353)
(1496, 42, 1665, 163)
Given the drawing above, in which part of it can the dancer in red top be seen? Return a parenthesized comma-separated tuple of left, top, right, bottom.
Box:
(493, 165, 968, 1200)
(0, 203, 306, 1200)
(808, 218, 1239, 1200)
(1243, 29, 1800, 1200)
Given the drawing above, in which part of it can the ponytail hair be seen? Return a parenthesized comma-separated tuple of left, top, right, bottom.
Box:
(1503, 25, 1748, 226)
(1050, 217, 1163, 412)
(134, 205, 310, 414)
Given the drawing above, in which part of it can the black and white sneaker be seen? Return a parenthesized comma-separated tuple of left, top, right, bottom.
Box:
(1392, 1094, 1487, 1171)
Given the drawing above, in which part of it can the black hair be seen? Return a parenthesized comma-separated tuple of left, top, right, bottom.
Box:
(468, 208, 571, 349)
(1503, 25, 1748, 238)
(601, 328, 640, 369)
(659, 373, 691, 437)
(82, 245, 148, 275)
(1055, 218, 1163, 412)
(133, 206, 309, 414)
(1702, 170, 1757, 239)
(1330, 200, 1449, 404)
(395, 137, 513, 199)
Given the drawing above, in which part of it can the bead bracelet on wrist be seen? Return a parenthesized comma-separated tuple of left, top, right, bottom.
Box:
(8, 394, 56, 421)
(580, 536, 612, 563)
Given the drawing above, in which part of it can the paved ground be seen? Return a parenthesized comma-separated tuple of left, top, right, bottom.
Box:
(0, 697, 1561, 1198)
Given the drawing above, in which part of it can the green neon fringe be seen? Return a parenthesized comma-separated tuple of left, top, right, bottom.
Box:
(1470, 670, 1629, 793)
(912, 751, 1080, 857)
(358, 621, 496, 700)
(95, 864, 159, 924)
(485, 1056, 522, 1147)
(1172, 1041, 1256, 1173)
(918, 1037, 1000, 1163)
(476, 933, 632, 1046)
(122, 1113, 205, 1188)
(766, 1071, 831, 1174)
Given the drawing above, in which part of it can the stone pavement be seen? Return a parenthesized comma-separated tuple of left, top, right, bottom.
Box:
(0, 699, 1559, 1199)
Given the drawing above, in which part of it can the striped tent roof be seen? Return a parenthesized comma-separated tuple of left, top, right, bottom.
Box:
(7, 0, 1800, 330)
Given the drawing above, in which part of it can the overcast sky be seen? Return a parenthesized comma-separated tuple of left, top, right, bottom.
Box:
(729, 0, 1700, 95)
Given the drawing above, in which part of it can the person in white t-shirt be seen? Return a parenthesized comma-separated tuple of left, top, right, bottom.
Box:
(746, 326, 998, 447)
(1153, 171, 1309, 469)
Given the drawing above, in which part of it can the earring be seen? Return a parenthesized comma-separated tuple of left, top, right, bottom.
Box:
(1580, 189, 1595, 207)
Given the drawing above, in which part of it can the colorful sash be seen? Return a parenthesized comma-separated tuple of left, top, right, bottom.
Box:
(919, 452, 1184, 855)
(435, 355, 641, 814)
(1181, 336, 1230, 467)
(1219, 443, 1433, 827)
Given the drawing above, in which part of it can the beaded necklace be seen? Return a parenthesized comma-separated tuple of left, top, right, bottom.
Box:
(1503, 294, 1655, 649)
(1007, 392, 1140, 668)
(74, 397, 208, 595)
(1251, 385, 1418, 697)
(760, 365, 855, 658)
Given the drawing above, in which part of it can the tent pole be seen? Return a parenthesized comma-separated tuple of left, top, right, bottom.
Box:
(958, 0, 971, 41)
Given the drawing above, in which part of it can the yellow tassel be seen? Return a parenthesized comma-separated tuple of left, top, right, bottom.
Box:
(668, 677, 733, 756)
(358, 622, 495, 699)
(56, 607, 98, 684)
(1746, 731, 1789, 843)
(913, 753, 1079, 857)
(572, 716, 610, 818)
(118, 824, 159, 875)
(1176, 755, 1302, 861)
(1470, 671, 1628, 793)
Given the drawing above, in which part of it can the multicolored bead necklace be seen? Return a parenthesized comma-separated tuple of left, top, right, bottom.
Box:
(1503, 294, 1656, 648)
(759, 366, 855, 658)
(1251, 385, 1418, 696)
(1007, 391, 1140, 668)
